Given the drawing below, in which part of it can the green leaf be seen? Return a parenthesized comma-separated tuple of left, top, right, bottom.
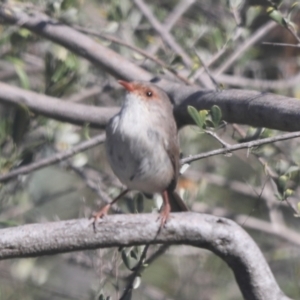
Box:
(285, 166, 300, 178)
(130, 249, 138, 260)
(133, 276, 141, 289)
(83, 123, 90, 140)
(188, 106, 209, 129)
(210, 105, 222, 128)
(278, 175, 288, 190)
(121, 249, 130, 269)
(18, 28, 31, 38)
(136, 193, 144, 213)
(14, 64, 30, 90)
(98, 294, 105, 300)
(266, 7, 288, 26)
(170, 54, 184, 66)
(284, 189, 294, 198)
(187, 106, 203, 128)
(199, 110, 208, 129)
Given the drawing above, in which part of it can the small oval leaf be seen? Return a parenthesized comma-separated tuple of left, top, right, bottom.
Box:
(133, 276, 141, 289)
(130, 249, 138, 260)
(121, 249, 131, 270)
(136, 193, 144, 213)
(278, 175, 288, 190)
(187, 106, 204, 128)
(211, 105, 222, 128)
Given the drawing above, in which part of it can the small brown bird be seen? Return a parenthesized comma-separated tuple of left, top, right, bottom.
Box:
(94, 80, 187, 226)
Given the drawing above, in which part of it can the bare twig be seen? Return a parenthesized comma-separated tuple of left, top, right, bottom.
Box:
(0, 134, 105, 182)
(215, 72, 300, 89)
(204, 130, 230, 148)
(214, 21, 277, 75)
(65, 86, 102, 103)
(181, 131, 300, 164)
(146, 0, 195, 56)
(194, 48, 219, 89)
(133, 0, 193, 68)
(285, 23, 300, 44)
(262, 42, 300, 48)
(193, 202, 300, 247)
(120, 244, 150, 300)
(73, 25, 191, 85)
(69, 164, 123, 213)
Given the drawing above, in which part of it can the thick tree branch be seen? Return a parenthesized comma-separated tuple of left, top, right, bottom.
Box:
(172, 87, 300, 131)
(0, 82, 118, 128)
(0, 213, 292, 300)
(2, 78, 300, 133)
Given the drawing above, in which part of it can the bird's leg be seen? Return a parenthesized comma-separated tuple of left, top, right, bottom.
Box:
(92, 188, 130, 223)
(159, 190, 171, 227)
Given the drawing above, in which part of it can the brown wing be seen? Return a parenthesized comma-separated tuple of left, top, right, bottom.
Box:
(164, 117, 180, 192)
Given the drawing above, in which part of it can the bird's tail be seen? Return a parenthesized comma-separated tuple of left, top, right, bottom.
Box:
(168, 190, 188, 212)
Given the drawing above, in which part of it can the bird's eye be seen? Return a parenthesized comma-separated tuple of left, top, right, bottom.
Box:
(146, 91, 152, 97)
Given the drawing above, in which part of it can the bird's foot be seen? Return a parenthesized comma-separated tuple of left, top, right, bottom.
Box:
(91, 204, 111, 231)
(157, 203, 171, 229)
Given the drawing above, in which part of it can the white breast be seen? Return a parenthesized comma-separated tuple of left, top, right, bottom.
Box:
(105, 94, 174, 194)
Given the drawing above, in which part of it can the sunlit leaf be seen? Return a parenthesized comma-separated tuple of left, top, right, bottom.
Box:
(133, 276, 141, 289)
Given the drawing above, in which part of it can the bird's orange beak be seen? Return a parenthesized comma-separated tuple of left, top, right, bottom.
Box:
(118, 80, 134, 92)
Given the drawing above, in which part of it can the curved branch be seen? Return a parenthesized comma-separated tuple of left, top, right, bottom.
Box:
(0, 213, 292, 300)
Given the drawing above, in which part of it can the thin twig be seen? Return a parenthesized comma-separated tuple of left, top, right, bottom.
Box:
(193, 202, 300, 247)
(214, 21, 276, 75)
(262, 42, 300, 48)
(194, 48, 219, 90)
(0, 134, 106, 182)
(120, 244, 150, 300)
(286, 23, 300, 44)
(146, 0, 195, 56)
(181, 131, 300, 164)
(73, 25, 191, 85)
(65, 86, 102, 103)
(204, 130, 230, 148)
(133, 0, 193, 68)
(215, 72, 300, 89)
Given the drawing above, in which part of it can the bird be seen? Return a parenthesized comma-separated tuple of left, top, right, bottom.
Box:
(93, 80, 188, 227)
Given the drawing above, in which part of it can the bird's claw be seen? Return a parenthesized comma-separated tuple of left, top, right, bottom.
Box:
(90, 204, 111, 231)
(157, 206, 171, 229)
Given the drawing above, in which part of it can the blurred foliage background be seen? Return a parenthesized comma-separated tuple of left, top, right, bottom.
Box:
(0, 0, 300, 299)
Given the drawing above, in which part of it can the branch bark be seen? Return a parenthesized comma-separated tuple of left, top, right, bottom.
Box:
(2, 76, 300, 133)
(0, 213, 292, 300)
(0, 81, 118, 128)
